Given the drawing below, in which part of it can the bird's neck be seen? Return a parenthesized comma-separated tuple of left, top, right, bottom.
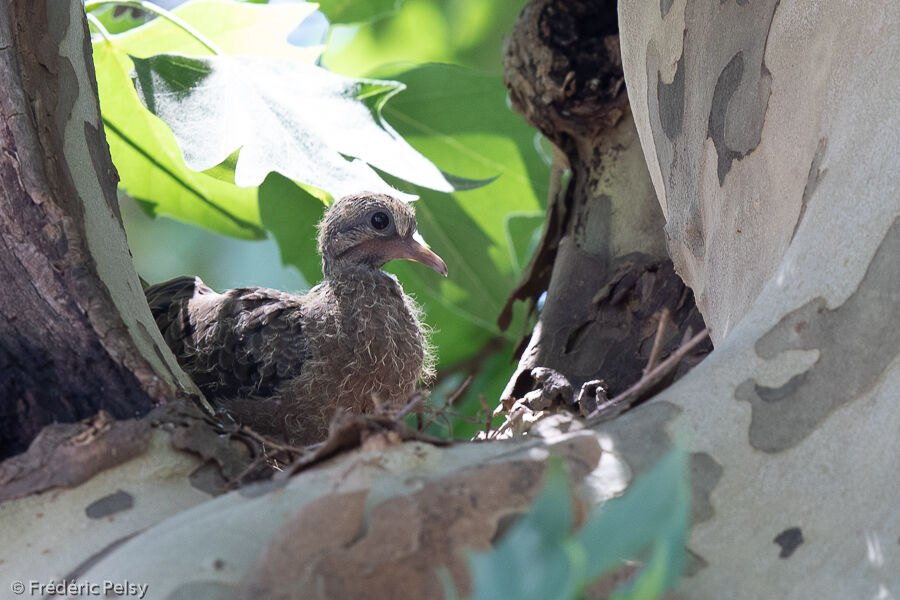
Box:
(322, 264, 404, 304)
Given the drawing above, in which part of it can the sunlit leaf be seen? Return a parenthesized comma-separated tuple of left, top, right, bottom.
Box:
(131, 54, 488, 199)
(94, 42, 264, 238)
(322, 0, 526, 76)
(92, 0, 322, 237)
(104, 1, 322, 63)
(87, 5, 149, 35)
(317, 0, 406, 24)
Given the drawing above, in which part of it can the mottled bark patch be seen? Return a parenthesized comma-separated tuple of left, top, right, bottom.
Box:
(84, 121, 123, 221)
(0, 412, 151, 503)
(239, 447, 600, 600)
(708, 51, 746, 183)
(689, 452, 722, 525)
(736, 218, 900, 452)
(657, 53, 685, 141)
(774, 527, 804, 558)
(85, 489, 134, 519)
(167, 581, 236, 600)
(660, 0, 675, 18)
(791, 137, 828, 243)
(1, 0, 171, 458)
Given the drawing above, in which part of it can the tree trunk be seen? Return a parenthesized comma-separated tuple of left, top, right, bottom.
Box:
(498, 0, 711, 408)
(0, 0, 198, 458)
(0, 1, 896, 599)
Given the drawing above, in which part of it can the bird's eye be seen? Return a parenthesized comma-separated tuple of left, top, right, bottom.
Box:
(371, 211, 390, 230)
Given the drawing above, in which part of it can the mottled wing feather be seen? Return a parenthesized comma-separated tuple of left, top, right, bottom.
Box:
(144, 276, 211, 359)
(144, 277, 307, 399)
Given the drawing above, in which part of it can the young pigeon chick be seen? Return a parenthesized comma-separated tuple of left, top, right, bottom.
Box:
(144, 192, 447, 444)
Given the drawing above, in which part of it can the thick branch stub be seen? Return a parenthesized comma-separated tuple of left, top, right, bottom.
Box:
(499, 0, 709, 414)
(502, 0, 626, 147)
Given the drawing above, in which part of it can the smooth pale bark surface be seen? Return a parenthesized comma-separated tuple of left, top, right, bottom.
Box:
(21, 420, 611, 600)
(0, 432, 210, 589)
(614, 0, 900, 597)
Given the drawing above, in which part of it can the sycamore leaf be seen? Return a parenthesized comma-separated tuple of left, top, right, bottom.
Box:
(95, 43, 265, 238)
(92, 0, 323, 238)
(460, 450, 689, 600)
(95, 1, 322, 63)
(317, 0, 406, 24)
(130, 54, 488, 199)
(467, 461, 579, 600)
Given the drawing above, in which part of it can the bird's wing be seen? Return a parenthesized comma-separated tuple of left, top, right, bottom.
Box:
(144, 276, 211, 360)
(145, 277, 308, 399)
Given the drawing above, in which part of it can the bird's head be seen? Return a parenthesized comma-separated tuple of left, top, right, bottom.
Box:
(318, 192, 448, 278)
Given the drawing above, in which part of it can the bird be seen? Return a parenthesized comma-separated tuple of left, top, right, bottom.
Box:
(143, 192, 447, 445)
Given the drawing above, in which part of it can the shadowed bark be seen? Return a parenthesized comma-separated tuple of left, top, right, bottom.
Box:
(0, 0, 198, 458)
(499, 0, 710, 404)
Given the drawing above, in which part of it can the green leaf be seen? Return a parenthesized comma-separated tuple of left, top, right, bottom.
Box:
(95, 43, 264, 238)
(101, 1, 322, 63)
(505, 212, 546, 273)
(92, 1, 322, 237)
(462, 450, 690, 600)
(321, 0, 527, 77)
(258, 172, 325, 283)
(317, 0, 406, 24)
(87, 5, 149, 35)
(577, 449, 690, 595)
(468, 461, 579, 600)
(130, 53, 487, 199)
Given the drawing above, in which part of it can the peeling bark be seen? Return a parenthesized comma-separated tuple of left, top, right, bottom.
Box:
(499, 0, 710, 405)
(614, 0, 900, 596)
(0, 0, 199, 458)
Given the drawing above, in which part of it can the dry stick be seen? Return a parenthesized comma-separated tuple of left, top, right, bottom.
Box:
(587, 328, 709, 423)
(479, 394, 493, 438)
(446, 375, 474, 407)
(644, 308, 671, 375)
(239, 425, 308, 456)
(403, 375, 473, 432)
(224, 455, 267, 490)
(489, 406, 527, 440)
(395, 392, 425, 421)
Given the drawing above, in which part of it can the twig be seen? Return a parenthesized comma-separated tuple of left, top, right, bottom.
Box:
(489, 406, 527, 440)
(644, 308, 671, 374)
(446, 375, 473, 407)
(395, 392, 425, 421)
(587, 328, 709, 423)
(223, 455, 266, 491)
(402, 375, 473, 432)
(238, 426, 307, 456)
(83, 0, 224, 55)
(479, 394, 493, 438)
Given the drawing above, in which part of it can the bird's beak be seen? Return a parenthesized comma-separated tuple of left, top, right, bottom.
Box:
(387, 232, 448, 277)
